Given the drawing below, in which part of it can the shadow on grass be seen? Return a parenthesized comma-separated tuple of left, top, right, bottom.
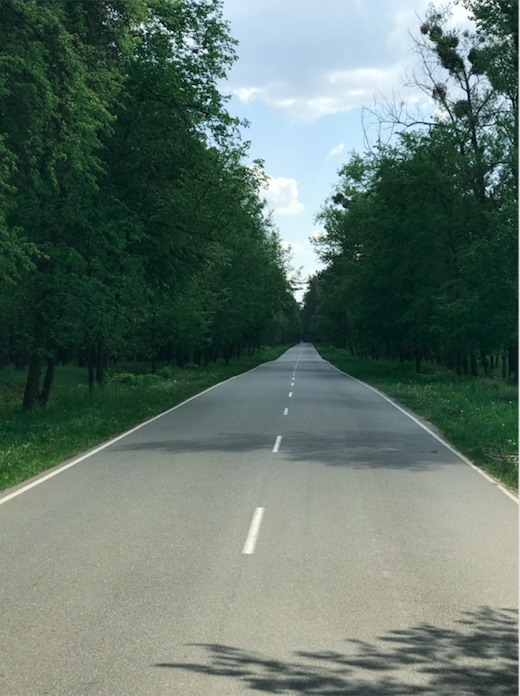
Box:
(155, 606, 518, 695)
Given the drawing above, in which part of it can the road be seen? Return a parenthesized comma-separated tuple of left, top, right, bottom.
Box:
(0, 343, 517, 695)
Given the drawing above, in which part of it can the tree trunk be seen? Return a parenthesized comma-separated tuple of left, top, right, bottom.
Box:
(23, 351, 43, 411)
(165, 340, 174, 366)
(96, 337, 105, 384)
(445, 352, 455, 371)
(0, 325, 9, 368)
(224, 341, 234, 365)
(508, 344, 518, 382)
(176, 345, 184, 368)
(150, 333, 157, 374)
(470, 354, 478, 377)
(38, 350, 57, 406)
(86, 347, 95, 392)
(150, 306, 157, 374)
(480, 348, 491, 378)
(414, 344, 421, 374)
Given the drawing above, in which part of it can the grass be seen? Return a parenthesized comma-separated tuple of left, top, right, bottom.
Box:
(0, 346, 291, 492)
(316, 346, 518, 492)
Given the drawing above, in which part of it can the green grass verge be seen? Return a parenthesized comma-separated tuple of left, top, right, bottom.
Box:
(0, 346, 292, 492)
(316, 346, 518, 492)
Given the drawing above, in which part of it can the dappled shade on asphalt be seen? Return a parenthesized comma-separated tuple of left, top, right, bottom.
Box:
(155, 606, 518, 695)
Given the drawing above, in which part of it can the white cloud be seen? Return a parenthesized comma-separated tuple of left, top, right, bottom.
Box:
(233, 87, 258, 102)
(221, 0, 473, 124)
(328, 143, 345, 159)
(262, 176, 305, 215)
(226, 65, 411, 123)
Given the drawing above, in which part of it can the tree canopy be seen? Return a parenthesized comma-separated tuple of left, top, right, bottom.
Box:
(303, 0, 517, 378)
(0, 0, 300, 409)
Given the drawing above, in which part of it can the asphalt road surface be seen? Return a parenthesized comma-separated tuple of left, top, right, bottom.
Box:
(0, 344, 517, 695)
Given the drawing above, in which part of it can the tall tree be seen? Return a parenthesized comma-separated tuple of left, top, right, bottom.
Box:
(0, 0, 146, 407)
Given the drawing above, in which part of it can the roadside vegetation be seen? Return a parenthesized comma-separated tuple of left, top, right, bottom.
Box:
(317, 345, 518, 491)
(303, 0, 518, 385)
(0, 346, 291, 492)
(0, 0, 301, 414)
(0, 1, 302, 491)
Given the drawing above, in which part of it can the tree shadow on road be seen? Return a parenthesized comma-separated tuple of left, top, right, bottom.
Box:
(115, 430, 452, 471)
(155, 606, 518, 695)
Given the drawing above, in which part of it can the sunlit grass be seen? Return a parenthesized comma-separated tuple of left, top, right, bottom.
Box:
(317, 346, 518, 491)
(0, 346, 291, 491)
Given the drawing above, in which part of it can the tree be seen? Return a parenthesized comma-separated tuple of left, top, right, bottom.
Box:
(305, 3, 517, 377)
(0, 0, 297, 407)
(0, 0, 146, 408)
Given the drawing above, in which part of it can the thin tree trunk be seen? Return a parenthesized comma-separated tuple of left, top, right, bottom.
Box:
(151, 320, 157, 374)
(96, 337, 104, 384)
(38, 350, 57, 406)
(23, 351, 43, 411)
(1, 325, 9, 368)
(176, 345, 184, 368)
(508, 344, 518, 382)
(414, 342, 421, 374)
(86, 347, 95, 392)
(480, 348, 491, 377)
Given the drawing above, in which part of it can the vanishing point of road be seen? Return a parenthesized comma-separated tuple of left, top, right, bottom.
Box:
(1, 344, 517, 695)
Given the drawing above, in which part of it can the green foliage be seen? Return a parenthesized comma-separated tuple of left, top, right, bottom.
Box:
(305, 3, 517, 380)
(0, 0, 298, 412)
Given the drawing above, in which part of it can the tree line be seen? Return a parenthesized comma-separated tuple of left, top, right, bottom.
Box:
(302, 0, 517, 380)
(0, 0, 301, 410)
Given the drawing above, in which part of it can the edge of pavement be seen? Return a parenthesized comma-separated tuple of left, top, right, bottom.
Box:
(325, 359, 519, 504)
(0, 359, 274, 507)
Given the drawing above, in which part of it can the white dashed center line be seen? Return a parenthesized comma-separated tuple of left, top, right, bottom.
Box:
(284, 408, 289, 415)
(273, 435, 282, 452)
(242, 507, 265, 554)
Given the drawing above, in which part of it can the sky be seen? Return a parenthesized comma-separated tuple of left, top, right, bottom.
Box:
(216, 0, 471, 301)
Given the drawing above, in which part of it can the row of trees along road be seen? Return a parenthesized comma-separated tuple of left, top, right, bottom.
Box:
(0, 0, 301, 410)
(302, 0, 518, 380)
